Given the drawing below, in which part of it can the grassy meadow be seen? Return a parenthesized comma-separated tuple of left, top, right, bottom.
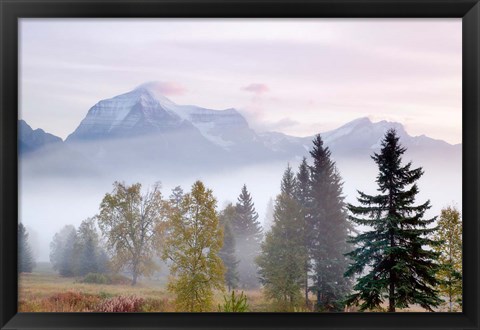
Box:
(18, 263, 270, 312)
(19, 263, 436, 313)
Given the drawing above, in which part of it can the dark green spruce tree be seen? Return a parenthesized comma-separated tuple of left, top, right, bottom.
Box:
(18, 223, 35, 273)
(219, 203, 240, 291)
(295, 157, 312, 308)
(345, 129, 442, 312)
(256, 165, 307, 310)
(232, 184, 263, 288)
(309, 134, 351, 311)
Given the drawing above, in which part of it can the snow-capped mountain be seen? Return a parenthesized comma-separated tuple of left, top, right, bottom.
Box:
(20, 83, 461, 178)
(65, 83, 281, 167)
(67, 83, 257, 150)
(320, 117, 458, 155)
(66, 86, 194, 141)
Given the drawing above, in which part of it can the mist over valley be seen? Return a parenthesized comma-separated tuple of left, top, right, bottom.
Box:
(19, 84, 461, 262)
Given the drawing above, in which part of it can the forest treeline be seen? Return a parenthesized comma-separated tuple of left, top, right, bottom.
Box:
(19, 129, 463, 312)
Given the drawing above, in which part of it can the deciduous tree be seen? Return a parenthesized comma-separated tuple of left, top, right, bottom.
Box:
(74, 218, 110, 276)
(219, 203, 239, 291)
(432, 205, 462, 311)
(50, 225, 77, 277)
(163, 181, 225, 311)
(97, 181, 165, 285)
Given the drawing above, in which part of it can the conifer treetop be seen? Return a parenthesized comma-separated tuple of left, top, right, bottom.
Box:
(345, 128, 442, 312)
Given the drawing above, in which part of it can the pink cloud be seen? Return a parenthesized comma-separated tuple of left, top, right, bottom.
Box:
(242, 83, 269, 94)
(142, 81, 187, 96)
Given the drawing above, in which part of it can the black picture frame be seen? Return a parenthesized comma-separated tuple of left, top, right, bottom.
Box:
(1, 0, 479, 329)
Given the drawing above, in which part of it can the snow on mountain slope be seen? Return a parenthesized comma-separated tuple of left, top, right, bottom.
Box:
(164, 105, 249, 149)
(66, 87, 190, 141)
(319, 117, 455, 155)
(57, 82, 459, 167)
(67, 83, 253, 150)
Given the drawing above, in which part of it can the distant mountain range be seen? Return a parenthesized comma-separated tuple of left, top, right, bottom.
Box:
(19, 83, 461, 177)
(19, 120, 62, 153)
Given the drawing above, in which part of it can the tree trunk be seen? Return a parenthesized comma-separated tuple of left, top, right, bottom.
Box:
(132, 272, 138, 286)
(449, 281, 453, 312)
(316, 289, 321, 311)
(388, 272, 395, 312)
(305, 260, 309, 308)
(305, 278, 309, 309)
(388, 225, 395, 312)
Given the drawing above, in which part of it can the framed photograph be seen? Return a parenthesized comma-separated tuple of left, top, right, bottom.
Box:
(1, 0, 479, 329)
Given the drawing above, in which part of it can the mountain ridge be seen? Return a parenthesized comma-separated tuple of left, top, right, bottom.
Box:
(62, 84, 458, 150)
(19, 84, 461, 176)
(19, 120, 63, 154)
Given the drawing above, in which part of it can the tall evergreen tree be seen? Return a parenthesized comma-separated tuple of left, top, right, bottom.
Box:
(309, 135, 351, 311)
(432, 205, 462, 311)
(256, 166, 307, 310)
(232, 184, 263, 288)
(232, 185, 263, 242)
(295, 157, 312, 307)
(219, 203, 240, 291)
(18, 223, 35, 273)
(345, 129, 442, 312)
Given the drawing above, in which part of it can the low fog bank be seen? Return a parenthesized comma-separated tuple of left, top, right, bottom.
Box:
(19, 161, 288, 261)
(20, 148, 461, 262)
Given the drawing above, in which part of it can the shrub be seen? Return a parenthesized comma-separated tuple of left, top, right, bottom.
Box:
(80, 273, 111, 285)
(79, 273, 131, 285)
(293, 305, 312, 312)
(218, 291, 249, 312)
(98, 291, 114, 299)
(108, 274, 131, 285)
(140, 298, 170, 312)
(97, 296, 144, 312)
(46, 291, 101, 312)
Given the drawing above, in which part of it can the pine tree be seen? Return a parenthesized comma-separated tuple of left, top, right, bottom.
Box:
(296, 157, 310, 207)
(219, 203, 240, 291)
(345, 129, 442, 312)
(232, 184, 263, 288)
(18, 223, 35, 273)
(309, 135, 351, 311)
(295, 157, 312, 307)
(162, 181, 225, 311)
(432, 205, 462, 311)
(256, 165, 307, 311)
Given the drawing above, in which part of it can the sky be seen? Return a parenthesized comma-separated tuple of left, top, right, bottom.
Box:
(19, 18, 462, 144)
